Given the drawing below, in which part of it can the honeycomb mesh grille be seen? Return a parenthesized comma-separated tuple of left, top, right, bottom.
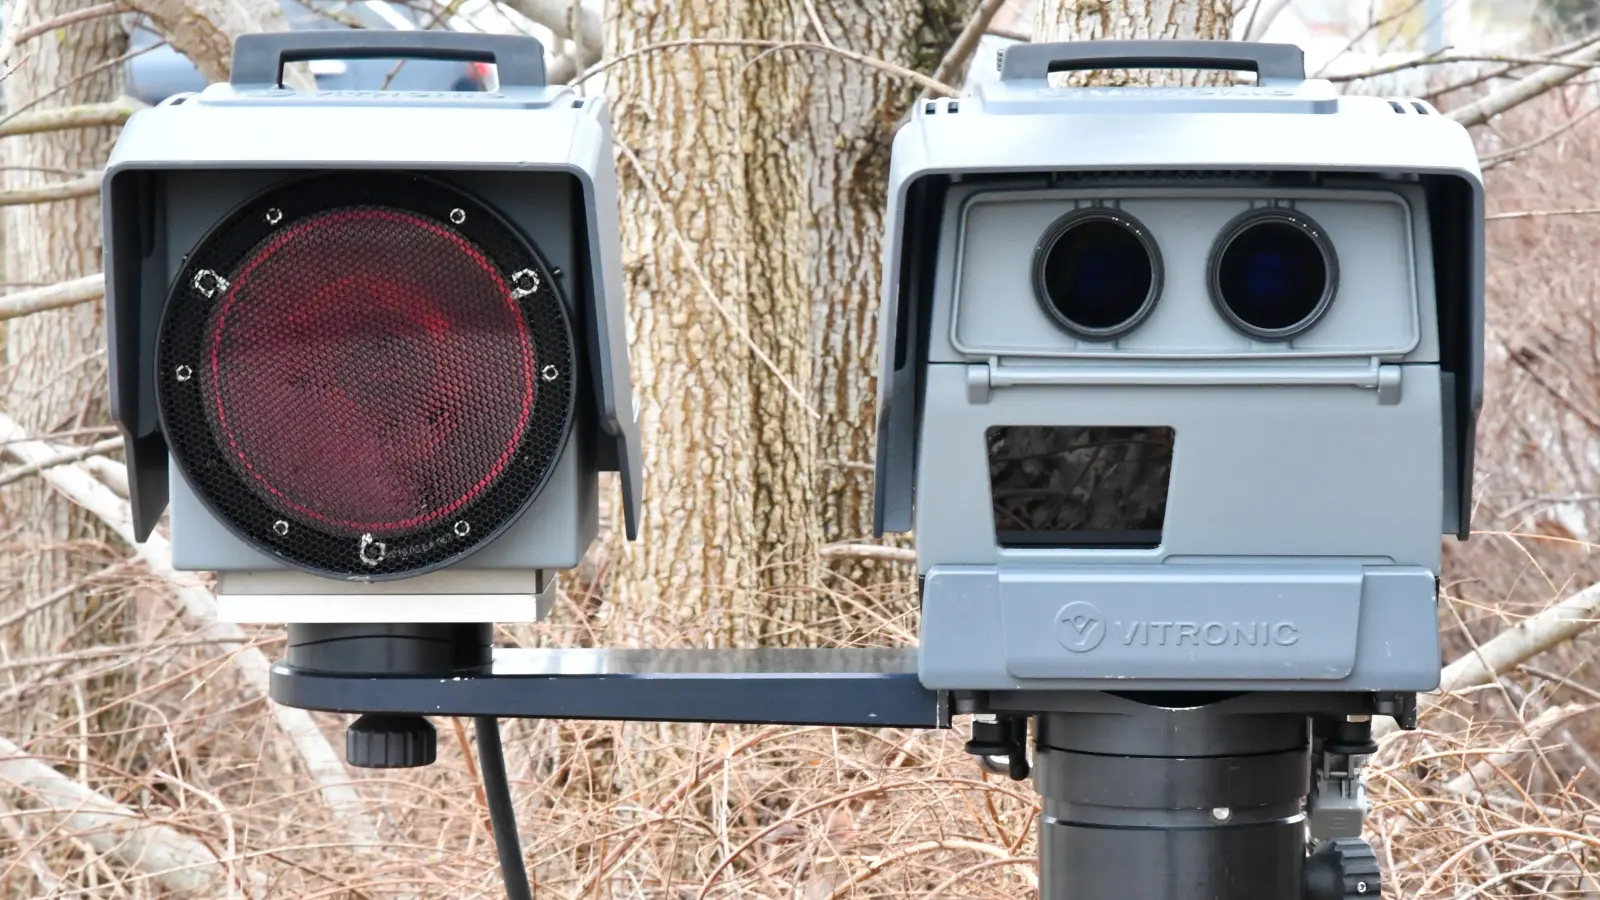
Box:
(157, 172, 576, 580)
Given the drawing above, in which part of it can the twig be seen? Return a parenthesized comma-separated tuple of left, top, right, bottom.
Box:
(1487, 207, 1600, 222)
(0, 273, 104, 322)
(925, 0, 1007, 96)
(0, 793, 60, 894)
(1440, 702, 1593, 794)
(823, 838, 1037, 899)
(0, 736, 261, 897)
(1482, 104, 1600, 168)
(1329, 52, 1600, 83)
(0, 97, 140, 138)
(574, 39, 957, 97)
(1375, 581, 1600, 738)
(1243, 0, 1294, 41)
(2, 1, 124, 57)
(0, 436, 119, 488)
(0, 414, 385, 855)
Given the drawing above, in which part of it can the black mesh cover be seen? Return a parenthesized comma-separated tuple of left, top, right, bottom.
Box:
(156, 172, 576, 580)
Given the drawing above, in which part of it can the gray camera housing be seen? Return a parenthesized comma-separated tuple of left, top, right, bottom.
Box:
(874, 42, 1484, 693)
(102, 33, 641, 618)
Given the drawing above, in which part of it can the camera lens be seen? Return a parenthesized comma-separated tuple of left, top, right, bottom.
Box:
(1209, 210, 1337, 340)
(1033, 210, 1162, 340)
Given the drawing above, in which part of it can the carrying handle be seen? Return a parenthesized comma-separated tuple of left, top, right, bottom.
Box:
(999, 40, 1306, 87)
(230, 31, 548, 90)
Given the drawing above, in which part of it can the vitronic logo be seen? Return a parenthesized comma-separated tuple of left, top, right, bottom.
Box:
(1115, 620, 1300, 648)
(1055, 601, 1106, 653)
(1054, 602, 1301, 652)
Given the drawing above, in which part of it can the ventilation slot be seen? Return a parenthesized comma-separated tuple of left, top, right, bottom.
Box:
(1410, 100, 1431, 115)
(1387, 100, 1407, 113)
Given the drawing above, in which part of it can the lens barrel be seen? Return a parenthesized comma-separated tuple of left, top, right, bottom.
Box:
(1208, 208, 1338, 340)
(1033, 209, 1162, 340)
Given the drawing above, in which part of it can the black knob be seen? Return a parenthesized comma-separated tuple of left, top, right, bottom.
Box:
(346, 714, 437, 768)
(1304, 837, 1382, 900)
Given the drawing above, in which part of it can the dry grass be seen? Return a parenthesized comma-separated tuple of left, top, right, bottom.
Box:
(8, 68, 1600, 900)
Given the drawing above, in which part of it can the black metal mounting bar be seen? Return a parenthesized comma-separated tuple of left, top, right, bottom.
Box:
(270, 647, 951, 729)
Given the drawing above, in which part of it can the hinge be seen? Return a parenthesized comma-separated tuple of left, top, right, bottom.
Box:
(966, 359, 1405, 405)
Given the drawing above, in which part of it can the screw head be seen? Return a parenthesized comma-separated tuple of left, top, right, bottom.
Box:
(174, 365, 193, 382)
(449, 208, 466, 225)
(541, 365, 559, 381)
(265, 208, 283, 225)
(272, 520, 289, 535)
(454, 521, 470, 537)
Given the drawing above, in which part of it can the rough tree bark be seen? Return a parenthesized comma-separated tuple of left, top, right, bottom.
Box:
(1, 0, 130, 736)
(795, 1, 976, 592)
(605, 2, 761, 643)
(604, 2, 977, 643)
(1035, 0, 1234, 84)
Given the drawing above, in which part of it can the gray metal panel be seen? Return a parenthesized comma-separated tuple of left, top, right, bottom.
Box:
(102, 82, 641, 540)
(918, 564, 1440, 691)
(871, 50, 1485, 538)
(934, 183, 1435, 363)
(911, 363, 1445, 572)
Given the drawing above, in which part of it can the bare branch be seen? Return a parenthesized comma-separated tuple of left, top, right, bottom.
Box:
(0, 1, 125, 64)
(0, 414, 384, 854)
(498, 0, 600, 51)
(1483, 104, 1600, 168)
(1332, 52, 1600, 84)
(0, 170, 101, 207)
(0, 736, 260, 897)
(0, 273, 104, 322)
(1441, 702, 1594, 795)
(1243, 0, 1294, 41)
(818, 543, 916, 564)
(926, 0, 1009, 96)
(1449, 40, 1600, 128)
(0, 96, 141, 138)
(1376, 581, 1600, 738)
(121, 0, 315, 90)
(0, 437, 120, 489)
(575, 39, 958, 98)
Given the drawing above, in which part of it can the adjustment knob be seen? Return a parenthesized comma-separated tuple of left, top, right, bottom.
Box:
(1304, 837, 1382, 899)
(346, 714, 437, 768)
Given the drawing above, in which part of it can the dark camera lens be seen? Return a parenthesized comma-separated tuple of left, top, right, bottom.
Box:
(1034, 211, 1161, 340)
(1210, 211, 1337, 339)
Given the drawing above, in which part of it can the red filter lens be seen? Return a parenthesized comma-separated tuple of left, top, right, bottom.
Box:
(156, 173, 576, 579)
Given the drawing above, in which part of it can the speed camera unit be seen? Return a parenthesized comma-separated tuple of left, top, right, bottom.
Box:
(102, 31, 640, 623)
(873, 40, 1483, 695)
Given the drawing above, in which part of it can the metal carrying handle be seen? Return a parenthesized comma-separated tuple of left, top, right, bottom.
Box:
(230, 31, 548, 89)
(999, 40, 1306, 86)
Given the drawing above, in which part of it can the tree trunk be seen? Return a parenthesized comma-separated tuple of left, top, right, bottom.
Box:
(604, 2, 976, 643)
(1034, 0, 1234, 84)
(791, 1, 975, 591)
(1, 1, 129, 735)
(604, 2, 762, 643)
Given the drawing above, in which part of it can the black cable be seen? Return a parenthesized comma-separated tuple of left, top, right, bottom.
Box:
(474, 716, 533, 900)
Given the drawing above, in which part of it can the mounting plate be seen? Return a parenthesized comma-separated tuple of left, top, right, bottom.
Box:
(270, 647, 951, 728)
